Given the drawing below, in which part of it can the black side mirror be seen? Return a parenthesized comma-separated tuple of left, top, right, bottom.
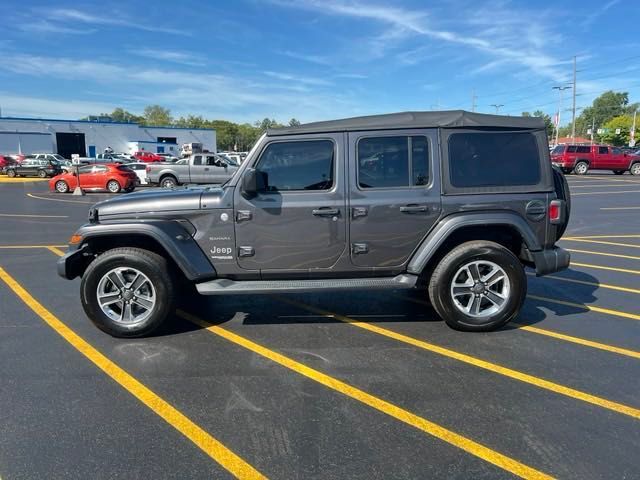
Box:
(241, 168, 267, 197)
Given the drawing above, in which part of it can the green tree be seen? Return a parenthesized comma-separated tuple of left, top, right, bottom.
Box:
(110, 108, 144, 123)
(143, 105, 173, 126)
(207, 120, 240, 150)
(236, 123, 262, 151)
(288, 118, 301, 127)
(522, 110, 554, 138)
(570, 91, 639, 138)
(174, 115, 207, 128)
(600, 115, 636, 146)
(255, 118, 283, 131)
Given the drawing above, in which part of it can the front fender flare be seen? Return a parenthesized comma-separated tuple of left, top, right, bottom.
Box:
(407, 212, 541, 275)
(62, 221, 216, 281)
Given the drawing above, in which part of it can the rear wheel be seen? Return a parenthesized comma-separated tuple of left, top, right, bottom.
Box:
(7, 169, 16, 178)
(574, 161, 589, 175)
(428, 241, 526, 332)
(161, 176, 177, 188)
(55, 180, 69, 193)
(631, 163, 640, 176)
(37, 169, 47, 178)
(107, 180, 121, 193)
(80, 247, 176, 337)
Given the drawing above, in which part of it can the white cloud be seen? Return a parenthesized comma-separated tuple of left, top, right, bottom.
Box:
(581, 0, 621, 28)
(278, 50, 332, 65)
(19, 20, 96, 35)
(263, 71, 332, 86)
(131, 48, 206, 67)
(0, 93, 116, 119)
(44, 8, 190, 36)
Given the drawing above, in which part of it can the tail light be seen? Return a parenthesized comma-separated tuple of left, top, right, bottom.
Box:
(549, 200, 563, 224)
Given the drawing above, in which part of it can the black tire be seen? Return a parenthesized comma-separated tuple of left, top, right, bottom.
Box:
(631, 163, 640, 176)
(428, 241, 526, 332)
(161, 176, 178, 188)
(614, 170, 625, 175)
(552, 166, 571, 240)
(107, 180, 121, 193)
(55, 180, 69, 193)
(7, 169, 16, 178)
(37, 169, 47, 178)
(573, 161, 589, 175)
(80, 247, 176, 337)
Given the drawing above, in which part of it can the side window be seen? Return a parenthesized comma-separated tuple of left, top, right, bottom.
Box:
(612, 148, 622, 155)
(256, 140, 334, 191)
(598, 146, 609, 154)
(567, 146, 578, 153)
(576, 146, 591, 153)
(78, 166, 93, 174)
(193, 155, 202, 165)
(448, 132, 541, 188)
(357, 136, 429, 189)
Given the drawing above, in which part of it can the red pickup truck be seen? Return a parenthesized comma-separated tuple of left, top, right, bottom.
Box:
(551, 144, 640, 175)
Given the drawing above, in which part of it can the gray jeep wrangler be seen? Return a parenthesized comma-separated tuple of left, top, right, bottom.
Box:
(57, 111, 570, 337)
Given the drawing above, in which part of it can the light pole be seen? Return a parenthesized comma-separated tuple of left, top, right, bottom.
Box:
(490, 104, 504, 114)
(552, 85, 572, 147)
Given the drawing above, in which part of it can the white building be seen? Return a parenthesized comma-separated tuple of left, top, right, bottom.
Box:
(0, 116, 216, 158)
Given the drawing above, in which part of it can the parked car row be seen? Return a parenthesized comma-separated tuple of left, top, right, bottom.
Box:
(551, 144, 640, 175)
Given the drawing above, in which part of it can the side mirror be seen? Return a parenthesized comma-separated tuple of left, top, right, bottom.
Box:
(241, 168, 267, 197)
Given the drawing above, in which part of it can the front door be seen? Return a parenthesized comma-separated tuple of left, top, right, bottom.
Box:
(594, 146, 610, 169)
(234, 134, 346, 273)
(348, 130, 441, 268)
(190, 155, 206, 183)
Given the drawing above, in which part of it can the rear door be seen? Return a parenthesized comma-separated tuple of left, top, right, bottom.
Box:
(347, 130, 441, 268)
(234, 134, 346, 272)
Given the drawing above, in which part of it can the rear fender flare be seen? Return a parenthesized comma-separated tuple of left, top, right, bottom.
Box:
(407, 212, 541, 275)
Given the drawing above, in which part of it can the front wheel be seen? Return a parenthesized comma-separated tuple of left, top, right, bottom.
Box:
(573, 161, 589, 175)
(428, 241, 526, 331)
(631, 163, 640, 176)
(107, 180, 121, 193)
(38, 169, 47, 178)
(55, 180, 69, 193)
(80, 247, 176, 337)
(7, 169, 16, 178)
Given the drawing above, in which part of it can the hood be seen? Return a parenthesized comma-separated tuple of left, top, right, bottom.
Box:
(94, 186, 222, 217)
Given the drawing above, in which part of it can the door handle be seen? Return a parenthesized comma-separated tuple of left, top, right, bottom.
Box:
(204, 167, 210, 171)
(312, 208, 340, 216)
(400, 205, 428, 213)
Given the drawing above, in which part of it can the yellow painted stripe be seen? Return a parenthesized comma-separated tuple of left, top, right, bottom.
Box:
(0, 177, 48, 183)
(571, 190, 640, 196)
(279, 298, 640, 420)
(567, 248, 640, 261)
(565, 234, 640, 239)
(526, 272, 640, 295)
(512, 323, 640, 360)
(528, 294, 640, 322)
(0, 267, 266, 480)
(571, 261, 640, 275)
(0, 245, 68, 249)
(46, 246, 66, 256)
(178, 311, 552, 480)
(26, 192, 94, 204)
(563, 238, 640, 249)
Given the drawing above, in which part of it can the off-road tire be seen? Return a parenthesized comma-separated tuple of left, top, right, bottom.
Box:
(428, 241, 526, 332)
(573, 161, 589, 175)
(552, 166, 571, 240)
(80, 247, 176, 337)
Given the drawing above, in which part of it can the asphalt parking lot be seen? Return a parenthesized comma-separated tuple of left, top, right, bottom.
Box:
(0, 174, 639, 479)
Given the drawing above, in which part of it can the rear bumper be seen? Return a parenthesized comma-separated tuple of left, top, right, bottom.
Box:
(531, 247, 570, 276)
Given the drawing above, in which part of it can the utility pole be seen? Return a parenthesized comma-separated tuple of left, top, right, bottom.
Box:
(590, 117, 595, 145)
(552, 85, 572, 147)
(571, 55, 577, 140)
(631, 109, 637, 147)
(471, 90, 477, 112)
(490, 104, 504, 114)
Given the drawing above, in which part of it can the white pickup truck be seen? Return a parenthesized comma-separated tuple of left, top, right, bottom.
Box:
(146, 153, 238, 188)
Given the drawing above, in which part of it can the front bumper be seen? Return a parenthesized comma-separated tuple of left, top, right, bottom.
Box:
(531, 246, 570, 276)
(57, 244, 90, 280)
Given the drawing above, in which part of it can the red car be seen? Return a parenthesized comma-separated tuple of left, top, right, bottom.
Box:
(133, 151, 164, 163)
(49, 164, 137, 193)
(0, 155, 17, 173)
(551, 144, 640, 175)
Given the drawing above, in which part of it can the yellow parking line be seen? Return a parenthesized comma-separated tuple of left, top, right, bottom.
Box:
(528, 294, 640, 322)
(178, 310, 552, 480)
(0, 245, 67, 249)
(571, 261, 640, 275)
(562, 238, 640, 249)
(46, 246, 66, 256)
(0, 267, 266, 480)
(566, 248, 640, 261)
(0, 177, 48, 183)
(526, 272, 640, 295)
(278, 298, 640, 420)
(571, 190, 640, 196)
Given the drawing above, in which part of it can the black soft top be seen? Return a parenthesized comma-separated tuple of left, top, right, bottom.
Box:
(268, 110, 545, 136)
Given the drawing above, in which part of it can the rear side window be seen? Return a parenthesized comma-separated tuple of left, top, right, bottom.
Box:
(257, 140, 334, 191)
(448, 132, 541, 188)
(567, 146, 578, 153)
(598, 146, 608, 154)
(357, 136, 429, 188)
(576, 146, 591, 153)
(551, 145, 565, 154)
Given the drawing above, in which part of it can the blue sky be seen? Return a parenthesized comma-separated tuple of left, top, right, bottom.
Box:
(0, 0, 639, 124)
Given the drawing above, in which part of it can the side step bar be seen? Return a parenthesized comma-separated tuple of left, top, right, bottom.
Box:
(196, 274, 418, 295)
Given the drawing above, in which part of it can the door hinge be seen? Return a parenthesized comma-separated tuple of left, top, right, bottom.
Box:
(352, 207, 368, 218)
(238, 246, 255, 257)
(236, 210, 252, 222)
(351, 243, 369, 254)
